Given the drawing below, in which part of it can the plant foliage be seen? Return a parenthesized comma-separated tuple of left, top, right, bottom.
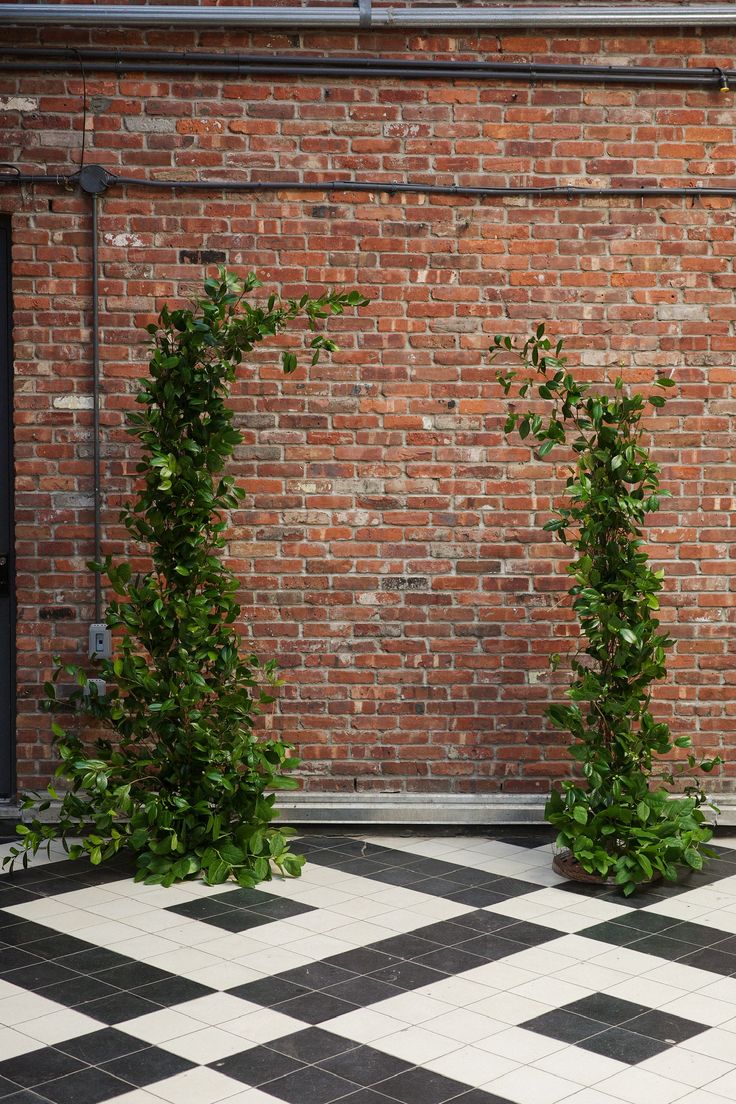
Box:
(7, 269, 368, 887)
(493, 326, 721, 894)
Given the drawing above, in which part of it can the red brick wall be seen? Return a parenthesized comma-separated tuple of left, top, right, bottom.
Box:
(2, 22, 735, 797)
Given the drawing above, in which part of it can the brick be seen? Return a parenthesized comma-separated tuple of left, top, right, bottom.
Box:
(1, 23, 735, 797)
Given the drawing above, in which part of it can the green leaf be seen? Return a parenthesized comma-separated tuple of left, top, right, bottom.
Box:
(572, 806, 588, 825)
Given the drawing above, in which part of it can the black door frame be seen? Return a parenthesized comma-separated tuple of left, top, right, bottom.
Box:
(0, 215, 14, 799)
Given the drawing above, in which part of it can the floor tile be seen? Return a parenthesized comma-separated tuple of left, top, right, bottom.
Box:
(6, 830, 736, 1104)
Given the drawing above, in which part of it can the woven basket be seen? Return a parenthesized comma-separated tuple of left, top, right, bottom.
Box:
(552, 849, 663, 887)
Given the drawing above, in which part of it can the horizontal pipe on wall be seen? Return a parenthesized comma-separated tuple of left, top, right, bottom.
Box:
(1, 47, 733, 89)
(3, 168, 736, 201)
(3, 4, 736, 29)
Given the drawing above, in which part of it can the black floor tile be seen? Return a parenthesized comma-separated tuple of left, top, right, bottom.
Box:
(409, 921, 484, 946)
(326, 949, 401, 976)
(523, 1009, 608, 1044)
(610, 913, 679, 935)
(0, 922, 58, 947)
(564, 994, 649, 1025)
(457, 934, 527, 963)
(165, 899, 236, 921)
(38, 976, 119, 1010)
(370, 935, 443, 961)
(319, 1045, 411, 1086)
(101, 1046, 194, 1086)
(0, 1050, 84, 1089)
(369, 960, 448, 991)
(2, 1094, 71, 1104)
(670, 921, 733, 948)
(323, 977, 403, 1006)
(32, 1067, 133, 1104)
(460, 911, 531, 935)
(133, 976, 213, 1006)
(279, 961, 357, 991)
(335, 1092, 398, 1104)
(275, 990, 358, 1024)
(378, 1066, 471, 1104)
(25, 935, 91, 960)
(445, 889, 509, 908)
(629, 935, 701, 961)
(268, 1028, 360, 1063)
(59, 949, 131, 976)
(56, 1029, 150, 1064)
(95, 962, 173, 990)
(0, 948, 43, 974)
(368, 869, 434, 888)
(229, 976, 310, 1006)
(248, 898, 315, 921)
(581, 921, 641, 946)
(190, 909, 274, 932)
(625, 1009, 707, 1044)
(262, 1065, 360, 1104)
(496, 921, 558, 947)
(209, 886, 279, 907)
(0, 1079, 22, 1099)
(417, 947, 495, 975)
(2, 962, 81, 992)
(679, 947, 736, 975)
(577, 1026, 668, 1063)
(74, 991, 162, 1024)
(211, 1045, 305, 1085)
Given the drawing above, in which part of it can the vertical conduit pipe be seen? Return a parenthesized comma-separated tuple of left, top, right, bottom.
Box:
(91, 192, 102, 623)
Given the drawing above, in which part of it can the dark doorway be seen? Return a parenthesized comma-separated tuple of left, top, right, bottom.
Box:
(0, 216, 14, 798)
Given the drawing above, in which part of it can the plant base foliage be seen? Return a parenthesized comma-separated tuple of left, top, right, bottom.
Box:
(7, 271, 367, 887)
(494, 327, 722, 895)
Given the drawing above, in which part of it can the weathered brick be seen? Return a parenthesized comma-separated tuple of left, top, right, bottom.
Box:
(1, 21, 734, 797)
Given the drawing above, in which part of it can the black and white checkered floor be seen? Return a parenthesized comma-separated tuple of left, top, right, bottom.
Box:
(3, 830, 736, 1104)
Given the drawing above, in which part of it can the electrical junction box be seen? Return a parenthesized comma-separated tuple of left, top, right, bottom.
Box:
(83, 678, 106, 701)
(89, 623, 112, 660)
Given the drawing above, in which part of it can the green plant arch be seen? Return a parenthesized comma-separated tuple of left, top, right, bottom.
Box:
(494, 326, 722, 895)
(8, 270, 368, 887)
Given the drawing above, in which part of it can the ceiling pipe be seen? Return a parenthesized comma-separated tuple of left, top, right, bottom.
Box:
(3, 4, 736, 29)
(1, 47, 734, 88)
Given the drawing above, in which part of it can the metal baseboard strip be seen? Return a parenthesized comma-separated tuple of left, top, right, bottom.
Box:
(276, 792, 736, 827)
(8, 793, 736, 828)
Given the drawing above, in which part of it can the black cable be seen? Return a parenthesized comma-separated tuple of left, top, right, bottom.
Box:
(2, 169, 736, 200)
(91, 193, 102, 623)
(72, 48, 88, 171)
(1, 46, 734, 89)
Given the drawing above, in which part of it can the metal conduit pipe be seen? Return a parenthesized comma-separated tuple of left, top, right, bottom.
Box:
(3, 4, 736, 28)
(3, 167, 736, 200)
(1, 47, 734, 89)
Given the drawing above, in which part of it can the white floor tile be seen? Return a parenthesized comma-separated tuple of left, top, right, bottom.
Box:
(322, 1007, 407, 1043)
(117, 1008, 208, 1045)
(424, 1043, 518, 1085)
(19, 1008, 102, 1044)
(222, 1008, 305, 1044)
(597, 1067, 692, 1104)
(424, 1007, 503, 1043)
(640, 1047, 732, 1088)
(160, 1026, 249, 1063)
(534, 1045, 627, 1086)
(170, 995, 258, 1026)
(485, 1064, 579, 1104)
(373, 1025, 462, 1063)
(0, 1027, 44, 1060)
(372, 991, 455, 1025)
(476, 1026, 566, 1063)
(148, 1067, 245, 1103)
(681, 1027, 736, 1062)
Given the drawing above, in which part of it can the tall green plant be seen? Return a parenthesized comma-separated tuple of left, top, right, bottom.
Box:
(7, 270, 367, 887)
(494, 327, 720, 894)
